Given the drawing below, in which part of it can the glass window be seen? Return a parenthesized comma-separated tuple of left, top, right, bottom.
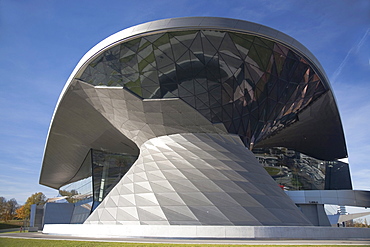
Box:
(77, 29, 328, 151)
(253, 147, 352, 191)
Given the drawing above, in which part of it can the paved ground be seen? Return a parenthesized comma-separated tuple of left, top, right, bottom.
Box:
(1, 231, 370, 245)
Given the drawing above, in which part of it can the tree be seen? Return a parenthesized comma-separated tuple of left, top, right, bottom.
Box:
(0, 197, 18, 222)
(59, 189, 78, 203)
(0, 197, 6, 221)
(23, 192, 46, 219)
(15, 205, 27, 220)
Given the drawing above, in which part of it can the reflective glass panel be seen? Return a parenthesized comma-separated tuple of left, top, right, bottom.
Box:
(78, 30, 328, 149)
(253, 147, 352, 191)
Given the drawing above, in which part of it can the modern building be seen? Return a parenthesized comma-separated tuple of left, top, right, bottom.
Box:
(39, 17, 370, 239)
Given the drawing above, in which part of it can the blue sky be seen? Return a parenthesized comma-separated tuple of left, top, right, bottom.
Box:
(0, 0, 369, 215)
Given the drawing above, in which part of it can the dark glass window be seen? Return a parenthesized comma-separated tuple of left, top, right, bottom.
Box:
(324, 161, 352, 190)
(253, 147, 352, 191)
(58, 149, 138, 222)
(78, 30, 328, 149)
(92, 150, 137, 206)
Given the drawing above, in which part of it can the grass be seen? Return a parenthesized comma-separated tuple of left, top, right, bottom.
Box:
(0, 238, 368, 247)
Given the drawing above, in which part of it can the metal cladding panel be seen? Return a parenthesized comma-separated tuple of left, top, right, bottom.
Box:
(85, 133, 312, 226)
(39, 83, 139, 189)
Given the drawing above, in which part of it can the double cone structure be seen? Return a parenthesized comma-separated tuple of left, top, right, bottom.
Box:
(40, 17, 348, 227)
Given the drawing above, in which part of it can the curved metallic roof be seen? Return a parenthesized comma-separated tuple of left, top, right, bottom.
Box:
(40, 17, 347, 189)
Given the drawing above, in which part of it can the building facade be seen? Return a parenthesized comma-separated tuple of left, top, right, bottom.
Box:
(40, 17, 369, 233)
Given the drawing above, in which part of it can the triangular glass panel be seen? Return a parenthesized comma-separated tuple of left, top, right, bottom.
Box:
(141, 70, 159, 86)
(120, 45, 136, 61)
(152, 33, 170, 50)
(233, 100, 243, 118)
(159, 71, 177, 86)
(171, 30, 198, 48)
(175, 62, 191, 85)
(210, 108, 223, 123)
(222, 103, 233, 121)
(154, 48, 174, 70)
(193, 78, 208, 94)
(200, 32, 218, 63)
(161, 85, 178, 98)
(190, 52, 203, 77)
(203, 54, 220, 78)
(252, 43, 273, 71)
(246, 44, 264, 70)
(138, 38, 152, 53)
(198, 108, 211, 120)
(137, 53, 157, 73)
(195, 95, 209, 110)
(170, 37, 189, 63)
(245, 63, 263, 85)
(123, 38, 140, 53)
(229, 33, 252, 60)
(181, 95, 196, 107)
(209, 84, 222, 103)
(254, 36, 274, 49)
(141, 86, 161, 98)
(176, 50, 191, 67)
(219, 52, 243, 76)
(202, 30, 225, 50)
(273, 43, 288, 57)
(221, 82, 233, 105)
(219, 32, 242, 60)
(143, 32, 165, 43)
(286, 48, 300, 60)
(291, 61, 310, 84)
(189, 31, 204, 60)
(178, 84, 195, 97)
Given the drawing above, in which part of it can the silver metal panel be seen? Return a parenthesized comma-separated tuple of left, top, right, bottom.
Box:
(85, 132, 311, 226)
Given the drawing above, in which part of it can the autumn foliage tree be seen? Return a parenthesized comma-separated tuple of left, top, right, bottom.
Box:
(22, 192, 46, 219)
(1, 193, 46, 221)
(15, 205, 28, 220)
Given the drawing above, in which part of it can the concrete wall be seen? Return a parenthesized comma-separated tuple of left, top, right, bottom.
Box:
(298, 204, 331, 226)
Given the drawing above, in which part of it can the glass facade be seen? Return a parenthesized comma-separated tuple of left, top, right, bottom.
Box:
(78, 30, 328, 149)
(91, 150, 137, 209)
(253, 147, 352, 191)
(58, 149, 138, 223)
